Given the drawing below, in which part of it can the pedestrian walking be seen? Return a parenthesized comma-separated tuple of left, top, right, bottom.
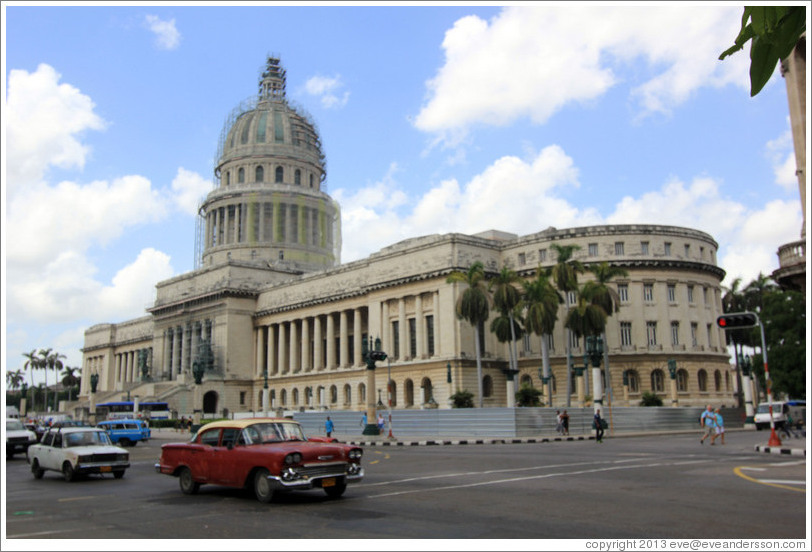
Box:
(377, 413, 385, 434)
(561, 410, 570, 436)
(714, 408, 725, 445)
(699, 404, 717, 445)
(593, 409, 605, 443)
(555, 410, 564, 435)
(360, 412, 367, 428)
(325, 416, 334, 438)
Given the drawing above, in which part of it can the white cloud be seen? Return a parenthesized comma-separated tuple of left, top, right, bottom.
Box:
(766, 124, 799, 193)
(5, 64, 106, 193)
(171, 167, 212, 215)
(144, 15, 181, 50)
(415, 5, 748, 144)
(303, 74, 350, 109)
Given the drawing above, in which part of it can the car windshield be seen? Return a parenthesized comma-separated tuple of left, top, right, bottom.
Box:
(65, 431, 113, 447)
(241, 422, 307, 444)
(756, 404, 778, 414)
(6, 420, 25, 431)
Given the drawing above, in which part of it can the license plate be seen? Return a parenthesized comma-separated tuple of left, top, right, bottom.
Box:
(100, 466, 111, 472)
(321, 477, 335, 487)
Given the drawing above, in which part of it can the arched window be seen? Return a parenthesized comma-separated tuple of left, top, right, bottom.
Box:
(551, 374, 557, 393)
(275, 166, 284, 183)
(330, 385, 338, 404)
(483, 375, 493, 398)
(698, 369, 708, 392)
(404, 379, 414, 407)
(677, 369, 688, 392)
(238, 167, 245, 183)
(628, 370, 640, 393)
(270, 390, 275, 406)
(305, 387, 312, 407)
(225, 171, 230, 186)
(255, 165, 264, 182)
(520, 374, 532, 387)
(258, 391, 263, 409)
(203, 391, 218, 414)
(421, 377, 433, 404)
(358, 383, 366, 404)
(292, 388, 299, 406)
(309, 174, 314, 188)
(295, 169, 301, 185)
(388, 380, 397, 407)
(343, 384, 352, 404)
(725, 372, 730, 391)
(651, 369, 665, 393)
(714, 370, 721, 392)
(280, 389, 287, 406)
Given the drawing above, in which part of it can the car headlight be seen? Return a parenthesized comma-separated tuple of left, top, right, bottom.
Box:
(78, 455, 92, 463)
(348, 449, 363, 460)
(284, 452, 302, 465)
(117, 453, 128, 461)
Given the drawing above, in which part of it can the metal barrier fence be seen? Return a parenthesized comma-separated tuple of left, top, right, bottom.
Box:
(293, 406, 744, 439)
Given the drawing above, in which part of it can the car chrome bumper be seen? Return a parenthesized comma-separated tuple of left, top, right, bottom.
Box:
(76, 461, 130, 474)
(265, 467, 364, 490)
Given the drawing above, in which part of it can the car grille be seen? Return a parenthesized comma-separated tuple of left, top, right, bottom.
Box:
(7, 437, 29, 444)
(87, 453, 121, 463)
(296, 462, 348, 478)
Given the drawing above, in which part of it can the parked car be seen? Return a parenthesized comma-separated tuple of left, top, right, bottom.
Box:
(754, 400, 806, 430)
(155, 418, 364, 503)
(97, 419, 151, 447)
(5, 418, 38, 459)
(28, 427, 130, 481)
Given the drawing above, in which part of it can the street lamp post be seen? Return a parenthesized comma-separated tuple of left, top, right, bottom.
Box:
(361, 337, 387, 436)
(667, 358, 678, 406)
(192, 360, 205, 425)
(387, 356, 394, 439)
(585, 335, 604, 414)
(262, 367, 269, 417)
(739, 354, 755, 427)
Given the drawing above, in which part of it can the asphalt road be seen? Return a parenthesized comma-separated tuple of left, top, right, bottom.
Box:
(3, 430, 806, 541)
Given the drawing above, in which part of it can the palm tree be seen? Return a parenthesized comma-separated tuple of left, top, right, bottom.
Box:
(490, 306, 525, 407)
(22, 349, 39, 402)
(6, 369, 25, 392)
(722, 277, 748, 406)
(550, 244, 584, 407)
(446, 261, 491, 408)
(39, 348, 66, 412)
(566, 280, 609, 408)
(61, 366, 80, 402)
(586, 261, 629, 409)
(489, 265, 523, 407)
(522, 266, 561, 405)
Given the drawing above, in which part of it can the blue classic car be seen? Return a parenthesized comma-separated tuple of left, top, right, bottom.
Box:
(97, 419, 151, 447)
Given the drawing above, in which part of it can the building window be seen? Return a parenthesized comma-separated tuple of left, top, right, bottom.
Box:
(295, 169, 301, 185)
(618, 283, 629, 303)
(677, 370, 688, 392)
(569, 331, 580, 350)
(684, 243, 690, 257)
(392, 321, 400, 359)
(714, 370, 721, 392)
(664, 242, 672, 255)
(225, 171, 230, 186)
(239, 391, 246, 405)
(700, 246, 705, 260)
(522, 333, 531, 353)
(703, 286, 709, 305)
(309, 174, 315, 188)
(483, 375, 493, 398)
(255, 165, 264, 182)
(643, 283, 654, 302)
(620, 322, 632, 347)
(518, 252, 526, 266)
(588, 243, 598, 256)
(408, 318, 417, 358)
(651, 369, 664, 393)
(238, 167, 245, 183)
(706, 324, 713, 348)
(539, 248, 547, 262)
(614, 242, 624, 255)
(641, 241, 649, 255)
(667, 284, 676, 303)
(426, 315, 435, 356)
(628, 370, 640, 393)
(687, 285, 695, 303)
(691, 323, 698, 347)
(275, 166, 284, 183)
(670, 321, 680, 346)
(544, 333, 555, 353)
(646, 321, 657, 346)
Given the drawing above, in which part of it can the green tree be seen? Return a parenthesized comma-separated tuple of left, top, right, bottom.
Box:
(6, 369, 25, 392)
(22, 349, 39, 389)
(550, 244, 584, 407)
(489, 265, 523, 406)
(522, 266, 561, 404)
(751, 289, 805, 399)
(61, 366, 80, 402)
(515, 384, 542, 407)
(447, 262, 491, 408)
(39, 348, 66, 412)
(719, 6, 806, 96)
(450, 390, 475, 408)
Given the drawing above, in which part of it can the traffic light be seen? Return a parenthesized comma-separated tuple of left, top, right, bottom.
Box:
(717, 312, 759, 329)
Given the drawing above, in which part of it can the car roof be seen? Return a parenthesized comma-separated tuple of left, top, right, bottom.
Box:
(47, 427, 104, 434)
(198, 418, 297, 431)
(98, 419, 142, 424)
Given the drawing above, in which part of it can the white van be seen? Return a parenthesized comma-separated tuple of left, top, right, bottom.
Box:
(754, 400, 806, 430)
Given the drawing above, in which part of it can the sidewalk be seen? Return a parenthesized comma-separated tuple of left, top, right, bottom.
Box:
(149, 426, 806, 456)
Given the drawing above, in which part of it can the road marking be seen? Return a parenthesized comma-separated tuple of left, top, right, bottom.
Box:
(760, 479, 806, 485)
(733, 466, 805, 493)
(7, 526, 89, 538)
(369, 450, 390, 464)
(740, 467, 766, 471)
(58, 495, 106, 502)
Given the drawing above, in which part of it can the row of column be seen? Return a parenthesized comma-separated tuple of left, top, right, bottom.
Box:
(255, 292, 442, 378)
(163, 319, 213, 379)
(114, 348, 151, 386)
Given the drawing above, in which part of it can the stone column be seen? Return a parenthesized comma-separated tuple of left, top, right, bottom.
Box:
(173, 327, 182, 377)
(277, 322, 287, 374)
(267, 324, 276, 376)
(353, 308, 362, 367)
(415, 294, 424, 359)
(190, 321, 200, 370)
(398, 298, 407, 360)
(326, 313, 336, 370)
(301, 317, 311, 372)
(339, 310, 349, 368)
(256, 326, 265, 377)
(314, 316, 323, 371)
(433, 292, 441, 357)
(289, 319, 299, 373)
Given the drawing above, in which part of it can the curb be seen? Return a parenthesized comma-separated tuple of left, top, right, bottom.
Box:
(344, 436, 594, 446)
(754, 445, 806, 457)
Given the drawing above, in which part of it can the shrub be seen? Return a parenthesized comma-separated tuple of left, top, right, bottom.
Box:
(639, 391, 663, 407)
(515, 384, 542, 407)
(450, 390, 475, 408)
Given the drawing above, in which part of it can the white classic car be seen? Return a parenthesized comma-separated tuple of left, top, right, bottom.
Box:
(28, 427, 130, 481)
(5, 418, 38, 459)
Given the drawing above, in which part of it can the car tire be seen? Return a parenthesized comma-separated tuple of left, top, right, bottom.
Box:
(31, 459, 44, 479)
(114, 470, 126, 479)
(253, 468, 276, 503)
(324, 480, 347, 499)
(120, 438, 132, 447)
(62, 462, 77, 482)
(179, 467, 200, 495)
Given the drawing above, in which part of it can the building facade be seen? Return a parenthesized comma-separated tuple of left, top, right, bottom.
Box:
(79, 57, 736, 417)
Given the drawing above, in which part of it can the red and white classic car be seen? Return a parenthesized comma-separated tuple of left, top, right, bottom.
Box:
(154, 418, 364, 502)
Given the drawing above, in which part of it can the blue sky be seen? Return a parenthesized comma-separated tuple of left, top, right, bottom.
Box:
(2, 2, 806, 386)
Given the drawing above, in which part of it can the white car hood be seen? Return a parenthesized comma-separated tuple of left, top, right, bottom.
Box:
(69, 445, 129, 455)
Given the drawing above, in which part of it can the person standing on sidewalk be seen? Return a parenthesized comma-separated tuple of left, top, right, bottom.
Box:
(714, 408, 725, 445)
(561, 410, 570, 436)
(593, 409, 605, 443)
(325, 416, 334, 438)
(555, 410, 564, 435)
(699, 404, 717, 445)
